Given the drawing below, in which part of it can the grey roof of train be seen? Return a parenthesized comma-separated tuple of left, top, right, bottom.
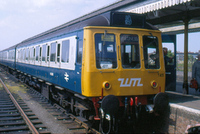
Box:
(2, 45, 17, 51)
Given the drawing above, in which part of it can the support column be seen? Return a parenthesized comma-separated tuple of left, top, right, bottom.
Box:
(183, 19, 189, 94)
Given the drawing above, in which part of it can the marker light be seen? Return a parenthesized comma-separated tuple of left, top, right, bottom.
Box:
(103, 81, 111, 90)
(151, 80, 158, 88)
(105, 83, 109, 88)
(130, 97, 134, 106)
(135, 97, 138, 105)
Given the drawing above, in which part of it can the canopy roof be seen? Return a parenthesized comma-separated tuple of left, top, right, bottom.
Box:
(125, 0, 200, 34)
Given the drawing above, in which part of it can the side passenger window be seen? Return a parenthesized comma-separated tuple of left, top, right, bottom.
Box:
(57, 44, 60, 63)
(50, 42, 56, 62)
(26, 48, 29, 61)
(47, 45, 50, 62)
(42, 45, 46, 61)
(61, 40, 70, 63)
(39, 47, 42, 61)
(23, 49, 25, 61)
(36, 46, 39, 61)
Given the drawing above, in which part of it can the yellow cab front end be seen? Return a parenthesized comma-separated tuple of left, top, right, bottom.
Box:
(81, 26, 165, 98)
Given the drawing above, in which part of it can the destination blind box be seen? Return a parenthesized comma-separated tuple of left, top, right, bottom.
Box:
(110, 11, 146, 28)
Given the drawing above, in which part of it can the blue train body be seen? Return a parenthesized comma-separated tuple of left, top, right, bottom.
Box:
(0, 12, 111, 96)
(0, 47, 16, 71)
(14, 30, 83, 94)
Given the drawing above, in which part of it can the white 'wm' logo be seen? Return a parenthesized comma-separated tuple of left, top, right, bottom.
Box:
(118, 78, 143, 87)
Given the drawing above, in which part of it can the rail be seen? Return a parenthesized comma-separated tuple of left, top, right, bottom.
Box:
(0, 78, 39, 134)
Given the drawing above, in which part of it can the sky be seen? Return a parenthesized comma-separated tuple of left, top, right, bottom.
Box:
(0, 0, 200, 53)
(0, 0, 117, 51)
(177, 32, 200, 53)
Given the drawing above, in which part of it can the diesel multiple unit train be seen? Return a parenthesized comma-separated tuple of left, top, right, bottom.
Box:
(0, 12, 168, 132)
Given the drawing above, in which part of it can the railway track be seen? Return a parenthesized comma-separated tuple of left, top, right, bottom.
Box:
(28, 85, 100, 134)
(0, 67, 100, 134)
(0, 66, 170, 133)
(0, 78, 50, 134)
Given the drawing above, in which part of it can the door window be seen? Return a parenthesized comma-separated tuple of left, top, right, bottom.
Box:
(162, 43, 174, 66)
(143, 35, 160, 69)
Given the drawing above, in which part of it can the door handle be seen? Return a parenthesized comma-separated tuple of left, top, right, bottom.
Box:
(166, 72, 171, 75)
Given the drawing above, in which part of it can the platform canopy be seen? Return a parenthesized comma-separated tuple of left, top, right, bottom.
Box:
(123, 0, 200, 34)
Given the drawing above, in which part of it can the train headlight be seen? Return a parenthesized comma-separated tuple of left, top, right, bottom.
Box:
(151, 80, 158, 88)
(103, 81, 111, 90)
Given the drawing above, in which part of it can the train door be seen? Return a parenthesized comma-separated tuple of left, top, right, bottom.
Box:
(162, 34, 176, 91)
(75, 35, 83, 93)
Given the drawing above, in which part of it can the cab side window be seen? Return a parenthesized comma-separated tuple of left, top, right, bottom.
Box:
(77, 40, 83, 64)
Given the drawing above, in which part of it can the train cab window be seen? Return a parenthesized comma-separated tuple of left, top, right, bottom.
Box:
(50, 42, 56, 62)
(120, 34, 140, 69)
(61, 40, 70, 63)
(143, 35, 160, 69)
(42, 45, 46, 61)
(95, 33, 117, 69)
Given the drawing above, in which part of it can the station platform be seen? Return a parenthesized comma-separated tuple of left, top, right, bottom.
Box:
(168, 78, 200, 111)
(167, 91, 200, 111)
(166, 89, 200, 133)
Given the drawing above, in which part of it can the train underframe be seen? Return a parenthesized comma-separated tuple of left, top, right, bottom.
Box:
(5, 66, 169, 133)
